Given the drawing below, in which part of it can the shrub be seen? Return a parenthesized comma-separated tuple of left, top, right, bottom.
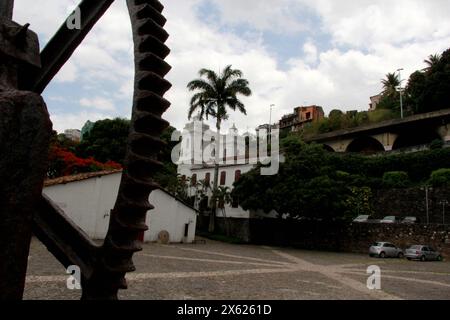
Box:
(429, 168, 450, 187)
(382, 171, 410, 188)
(430, 139, 444, 150)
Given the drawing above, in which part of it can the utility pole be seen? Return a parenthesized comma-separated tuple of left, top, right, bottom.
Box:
(396, 68, 404, 119)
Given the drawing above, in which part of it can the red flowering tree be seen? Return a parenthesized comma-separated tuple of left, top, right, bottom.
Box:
(48, 145, 122, 179)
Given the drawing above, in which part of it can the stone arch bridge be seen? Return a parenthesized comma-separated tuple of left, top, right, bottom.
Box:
(305, 109, 450, 153)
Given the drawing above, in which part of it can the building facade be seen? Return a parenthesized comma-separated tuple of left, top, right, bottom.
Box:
(369, 94, 382, 112)
(279, 105, 325, 132)
(43, 171, 198, 243)
(177, 119, 275, 219)
(64, 129, 81, 142)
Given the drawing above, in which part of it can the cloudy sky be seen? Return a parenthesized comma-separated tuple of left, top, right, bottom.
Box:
(13, 0, 450, 133)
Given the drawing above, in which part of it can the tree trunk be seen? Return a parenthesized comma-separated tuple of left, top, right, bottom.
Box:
(209, 119, 221, 233)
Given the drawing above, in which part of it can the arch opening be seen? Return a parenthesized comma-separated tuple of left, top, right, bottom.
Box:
(346, 136, 385, 154)
(322, 144, 335, 152)
(392, 130, 442, 151)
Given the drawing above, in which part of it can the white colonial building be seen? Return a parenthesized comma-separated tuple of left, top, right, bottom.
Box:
(177, 119, 279, 219)
(43, 170, 198, 243)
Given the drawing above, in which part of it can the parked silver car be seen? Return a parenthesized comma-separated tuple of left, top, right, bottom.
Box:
(369, 242, 404, 258)
(405, 245, 443, 261)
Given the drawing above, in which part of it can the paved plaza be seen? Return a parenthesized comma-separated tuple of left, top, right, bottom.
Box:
(24, 237, 450, 300)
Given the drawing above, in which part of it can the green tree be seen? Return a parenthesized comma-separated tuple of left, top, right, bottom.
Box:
(153, 126, 179, 189)
(187, 65, 252, 232)
(233, 140, 351, 220)
(77, 118, 178, 188)
(378, 72, 401, 112)
(429, 169, 450, 187)
(405, 71, 427, 114)
(329, 109, 344, 119)
(76, 118, 130, 164)
(345, 186, 374, 219)
(382, 171, 410, 188)
(424, 53, 441, 73)
(233, 136, 450, 221)
(381, 72, 401, 96)
(419, 49, 450, 112)
(405, 48, 450, 114)
(215, 186, 233, 236)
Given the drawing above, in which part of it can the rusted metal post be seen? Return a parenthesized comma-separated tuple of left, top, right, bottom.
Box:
(0, 0, 14, 19)
(0, 1, 52, 300)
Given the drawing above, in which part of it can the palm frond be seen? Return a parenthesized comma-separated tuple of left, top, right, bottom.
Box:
(187, 65, 251, 123)
(199, 68, 219, 84)
(187, 79, 216, 93)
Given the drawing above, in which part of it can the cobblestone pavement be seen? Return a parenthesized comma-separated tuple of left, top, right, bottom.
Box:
(24, 238, 450, 300)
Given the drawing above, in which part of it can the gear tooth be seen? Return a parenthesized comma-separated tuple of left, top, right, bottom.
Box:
(134, 0, 165, 13)
(138, 35, 170, 58)
(136, 3, 167, 26)
(99, 0, 172, 295)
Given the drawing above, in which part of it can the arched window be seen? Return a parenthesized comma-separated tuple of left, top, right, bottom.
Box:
(191, 174, 197, 186)
(235, 170, 242, 183)
(205, 173, 211, 184)
(220, 171, 226, 185)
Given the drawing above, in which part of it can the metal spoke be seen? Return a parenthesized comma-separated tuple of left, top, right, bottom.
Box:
(23, 0, 115, 93)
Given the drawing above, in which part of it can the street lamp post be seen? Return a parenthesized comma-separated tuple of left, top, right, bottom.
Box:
(396, 68, 404, 119)
(423, 186, 432, 225)
(440, 200, 448, 225)
(269, 104, 275, 134)
(269, 104, 275, 147)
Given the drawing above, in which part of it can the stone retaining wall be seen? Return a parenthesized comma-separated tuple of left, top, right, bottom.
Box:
(198, 217, 450, 257)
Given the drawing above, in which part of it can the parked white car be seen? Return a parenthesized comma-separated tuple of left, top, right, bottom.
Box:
(380, 216, 397, 224)
(353, 215, 371, 223)
(401, 217, 418, 224)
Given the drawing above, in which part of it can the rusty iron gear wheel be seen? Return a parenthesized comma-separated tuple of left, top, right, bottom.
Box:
(79, 0, 172, 299)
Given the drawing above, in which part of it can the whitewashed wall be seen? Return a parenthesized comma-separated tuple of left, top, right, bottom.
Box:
(146, 190, 197, 243)
(43, 173, 197, 243)
(179, 164, 256, 219)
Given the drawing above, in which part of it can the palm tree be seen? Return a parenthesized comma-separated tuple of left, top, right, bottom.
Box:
(187, 65, 252, 232)
(381, 72, 400, 97)
(215, 186, 232, 236)
(424, 54, 441, 72)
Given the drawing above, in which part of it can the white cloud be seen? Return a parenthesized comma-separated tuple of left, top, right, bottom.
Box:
(303, 41, 318, 64)
(301, 0, 450, 49)
(13, 0, 450, 134)
(80, 97, 116, 111)
(54, 60, 78, 83)
(209, 0, 307, 34)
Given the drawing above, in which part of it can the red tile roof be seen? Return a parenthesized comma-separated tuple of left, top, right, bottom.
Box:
(44, 170, 123, 187)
